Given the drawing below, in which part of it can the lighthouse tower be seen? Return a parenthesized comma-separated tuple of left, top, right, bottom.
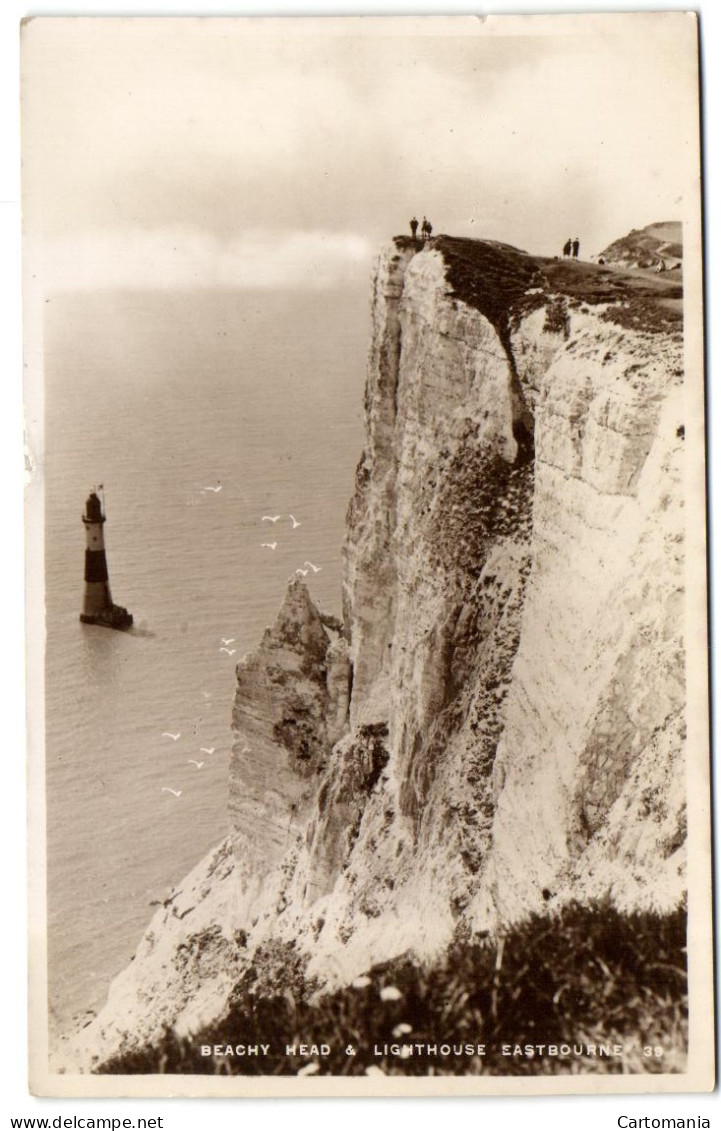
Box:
(80, 490, 132, 630)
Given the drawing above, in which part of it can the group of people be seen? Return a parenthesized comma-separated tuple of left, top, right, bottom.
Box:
(563, 237, 581, 259)
(408, 219, 584, 259)
(410, 216, 433, 241)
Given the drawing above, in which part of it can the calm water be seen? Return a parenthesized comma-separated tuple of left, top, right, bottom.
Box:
(44, 286, 367, 1042)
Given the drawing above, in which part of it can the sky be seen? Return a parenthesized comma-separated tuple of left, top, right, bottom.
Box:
(21, 12, 701, 293)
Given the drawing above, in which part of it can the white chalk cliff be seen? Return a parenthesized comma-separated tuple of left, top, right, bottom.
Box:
(61, 235, 687, 1070)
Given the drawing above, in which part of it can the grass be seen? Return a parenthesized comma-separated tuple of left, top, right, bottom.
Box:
(535, 258, 683, 334)
(96, 901, 687, 1077)
(393, 235, 683, 340)
(430, 236, 543, 350)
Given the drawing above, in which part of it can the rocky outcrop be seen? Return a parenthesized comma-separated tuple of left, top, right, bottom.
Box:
(71, 231, 689, 1067)
(228, 579, 337, 922)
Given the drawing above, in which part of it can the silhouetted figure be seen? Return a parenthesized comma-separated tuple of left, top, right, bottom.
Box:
(421, 217, 429, 240)
(563, 238, 572, 258)
(572, 237, 580, 259)
(410, 217, 419, 239)
(424, 218, 433, 240)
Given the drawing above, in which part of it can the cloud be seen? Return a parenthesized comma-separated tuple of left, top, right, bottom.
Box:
(39, 227, 374, 292)
(23, 15, 698, 273)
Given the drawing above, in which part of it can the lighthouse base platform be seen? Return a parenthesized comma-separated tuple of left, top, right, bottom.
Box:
(80, 604, 133, 631)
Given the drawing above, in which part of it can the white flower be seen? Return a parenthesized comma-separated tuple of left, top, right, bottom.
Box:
(392, 1022, 412, 1038)
(365, 1065, 386, 1077)
(352, 975, 372, 989)
(297, 1062, 320, 1076)
(380, 985, 402, 1002)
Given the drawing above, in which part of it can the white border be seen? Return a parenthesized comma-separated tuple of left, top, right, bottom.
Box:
(4, 1, 719, 1126)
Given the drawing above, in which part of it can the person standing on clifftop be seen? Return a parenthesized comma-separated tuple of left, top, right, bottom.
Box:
(410, 216, 419, 239)
(563, 238, 572, 258)
(572, 237, 580, 259)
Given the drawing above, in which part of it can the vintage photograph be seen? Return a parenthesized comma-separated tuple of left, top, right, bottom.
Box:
(22, 13, 712, 1096)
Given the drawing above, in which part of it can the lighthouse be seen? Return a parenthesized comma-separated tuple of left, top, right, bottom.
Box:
(80, 490, 133, 630)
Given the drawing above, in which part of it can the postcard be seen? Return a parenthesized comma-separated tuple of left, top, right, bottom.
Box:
(22, 12, 712, 1096)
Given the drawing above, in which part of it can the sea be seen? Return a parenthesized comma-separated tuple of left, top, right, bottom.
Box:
(42, 285, 368, 1045)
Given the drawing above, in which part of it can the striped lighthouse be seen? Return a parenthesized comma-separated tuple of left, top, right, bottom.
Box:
(80, 490, 133, 630)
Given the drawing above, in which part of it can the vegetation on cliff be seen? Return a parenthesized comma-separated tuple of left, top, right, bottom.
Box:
(97, 902, 686, 1077)
(395, 233, 683, 339)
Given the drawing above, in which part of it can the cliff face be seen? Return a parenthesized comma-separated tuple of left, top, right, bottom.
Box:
(485, 302, 685, 923)
(293, 241, 683, 963)
(226, 580, 345, 921)
(65, 235, 687, 1067)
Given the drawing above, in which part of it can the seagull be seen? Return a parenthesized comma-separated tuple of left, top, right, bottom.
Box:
(289, 515, 301, 529)
(202, 691, 212, 700)
(262, 515, 281, 523)
(261, 542, 278, 550)
(304, 561, 322, 573)
(162, 787, 182, 797)
(200, 747, 215, 755)
(188, 759, 205, 769)
(221, 637, 235, 646)
(295, 568, 309, 576)
(220, 646, 236, 655)
(162, 732, 181, 741)
(203, 484, 222, 493)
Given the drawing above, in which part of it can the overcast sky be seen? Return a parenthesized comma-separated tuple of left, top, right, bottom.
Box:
(22, 13, 700, 291)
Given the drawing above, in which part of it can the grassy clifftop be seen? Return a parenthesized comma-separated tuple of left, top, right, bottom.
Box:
(395, 233, 683, 338)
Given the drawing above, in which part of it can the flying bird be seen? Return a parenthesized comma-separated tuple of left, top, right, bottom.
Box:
(162, 732, 181, 741)
(295, 568, 309, 576)
(203, 484, 223, 493)
(289, 515, 301, 529)
(262, 515, 281, 523)
(221, 637, 235, 646)
(304, 561, 322, 573)
(162, 787, 182, 797)
(261, 542, 278, 550)
(220, 646, 236, 655)
(188, 760, 205, 769)
(200, 747, 215, 755)
(202, 691, 212, 700)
